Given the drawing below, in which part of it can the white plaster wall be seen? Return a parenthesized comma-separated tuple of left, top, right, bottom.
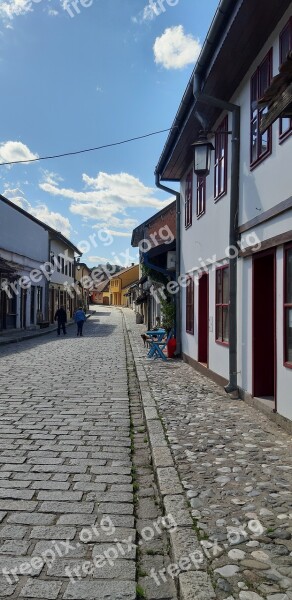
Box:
(276, 247, 292, 421)
(180, 155, 231, 378)
(207, 266, 229, 379)
(237, 256, 253, 393)
(0, 201, 48, 262)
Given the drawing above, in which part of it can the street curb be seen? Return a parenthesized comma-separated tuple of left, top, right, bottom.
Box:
(122, 310, 215, 600)
(0, 313, 93, 347)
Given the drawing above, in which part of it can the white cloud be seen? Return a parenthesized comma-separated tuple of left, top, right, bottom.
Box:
(41, 169, 64, 186)
(153, 25, 201, 69)
(39, 171, 172, 224)
(3, 187, 71, 238)
(93, 217, 138, 230)
(104, 230, 131, 237)
(0, 0, 32, 20)
(3, 187, 31, 210)
(88, 256, 112, 264)
(0, 141, 38, 166)
(47, 8, 58, 16)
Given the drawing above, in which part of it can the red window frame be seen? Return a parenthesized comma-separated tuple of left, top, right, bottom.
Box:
(284, 243, 292, 368)
(186, 275, 194, 334)
(185, 171, 193, 229)
(250, 49, 273, 169)
(215, 265, 229, 346)
(279, 18, 292, 141)
(214, 116, 228, 200)
(196, 176, 206, 218)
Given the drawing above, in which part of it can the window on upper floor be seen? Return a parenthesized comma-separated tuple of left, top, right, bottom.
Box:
(61, 257, 65, 274)
(186, 275, 194, 334)
(216, 265, 229, 345)
(250, 49, 273, 168)
(284, 244, 292, 368)
(279, 18, 292, 141)
(185, 171, 193, 229)
(214, 116, 228, 200)
(196, 176, 206, 218)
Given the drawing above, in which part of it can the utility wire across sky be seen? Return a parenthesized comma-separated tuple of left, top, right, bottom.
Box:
(0, 127, 177, 167)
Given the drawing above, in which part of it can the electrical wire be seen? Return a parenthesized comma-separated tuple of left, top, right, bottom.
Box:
(0, 127, 177, 167)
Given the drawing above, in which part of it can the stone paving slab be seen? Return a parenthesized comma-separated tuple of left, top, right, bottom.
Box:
(123, 307, 292, 600)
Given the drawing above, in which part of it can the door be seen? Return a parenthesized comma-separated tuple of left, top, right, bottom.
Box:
(253, 251, 276, 401)
(0, 289, 7, 330)
(20, 289, 27, 329)
(198, 273, 209, 364)
(30, 286, 36, 325)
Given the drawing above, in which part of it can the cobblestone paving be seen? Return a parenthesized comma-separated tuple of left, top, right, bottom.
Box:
(0, 309, 138, 599)
(124, 308, 292, 600)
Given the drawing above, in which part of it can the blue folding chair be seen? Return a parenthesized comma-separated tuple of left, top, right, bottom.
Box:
(148, 330, 172, 360)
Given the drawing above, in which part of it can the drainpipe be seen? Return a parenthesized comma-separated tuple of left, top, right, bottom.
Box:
(193, 74, 240, 394)
(155, 172, 181, 356)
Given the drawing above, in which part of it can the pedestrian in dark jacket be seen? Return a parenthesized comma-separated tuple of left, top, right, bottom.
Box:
(54, 306, 67, 335)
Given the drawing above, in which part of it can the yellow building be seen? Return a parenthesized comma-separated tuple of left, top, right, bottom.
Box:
(109, 264, 139, 306)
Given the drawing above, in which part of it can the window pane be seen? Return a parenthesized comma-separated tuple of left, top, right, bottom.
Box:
(216, 270, 222, 303)
(280, 24, 291, 64)
(251, 119, 258, 162)
(286, 308, 292, 363)
(286, 249, 292, 303)
(222, 268, 229, 304)
(251, 74, 257, 107)
(214, 165, 219, 198)
(222, 307, 229, 342)
(216, 306, 222, 340)
(280, 117, 292, 136)
(259, 57, 270, 97)
(219, 159, 225, 194)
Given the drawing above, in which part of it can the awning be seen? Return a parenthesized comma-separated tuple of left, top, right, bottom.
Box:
(0, 258, 19, 281)
(139, 275, 147, 284)
(135, 294, 148, 305)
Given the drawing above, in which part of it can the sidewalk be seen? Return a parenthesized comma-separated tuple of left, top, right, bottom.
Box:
(0, 312, 93, 346)
(123, 308, 292, 600)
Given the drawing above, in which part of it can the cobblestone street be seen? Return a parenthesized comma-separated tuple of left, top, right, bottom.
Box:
(124, 308, 292, 600)
(0, 308, 154, 600)
(0, 306, 291, 600)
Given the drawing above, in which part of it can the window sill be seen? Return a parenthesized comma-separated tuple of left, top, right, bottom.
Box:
(215, 339, 229, 347)
(283, 361, 292, 370)
(186, 329, 194, 335)
(185, 223, 192, 230)
(250, 149, 272, 171)
(279, 129, 292, 144)
(214, 191, 227, 203)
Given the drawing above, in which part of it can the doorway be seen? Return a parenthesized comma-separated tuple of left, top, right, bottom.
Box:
(253, 251, 276, 404)
(198, 273, 209, 365)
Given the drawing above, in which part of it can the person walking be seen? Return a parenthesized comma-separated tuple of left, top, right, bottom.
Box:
(74, 306, 86, 336)
(54, 305, 67, 335)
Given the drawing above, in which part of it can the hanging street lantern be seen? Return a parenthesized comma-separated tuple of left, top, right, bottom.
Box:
(191, 131, 214, 177)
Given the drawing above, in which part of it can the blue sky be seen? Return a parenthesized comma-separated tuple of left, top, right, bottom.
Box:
(0, 0, 218, 267)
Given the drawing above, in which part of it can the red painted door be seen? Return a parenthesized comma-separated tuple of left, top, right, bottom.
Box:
(198, 273, 209, 364)
(253, 252, 275, 398)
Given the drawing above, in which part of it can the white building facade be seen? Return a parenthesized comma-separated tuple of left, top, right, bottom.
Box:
(0, 195, 48, 330)
(156, 0, 292, 426)
(0, 195, 82, 331)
